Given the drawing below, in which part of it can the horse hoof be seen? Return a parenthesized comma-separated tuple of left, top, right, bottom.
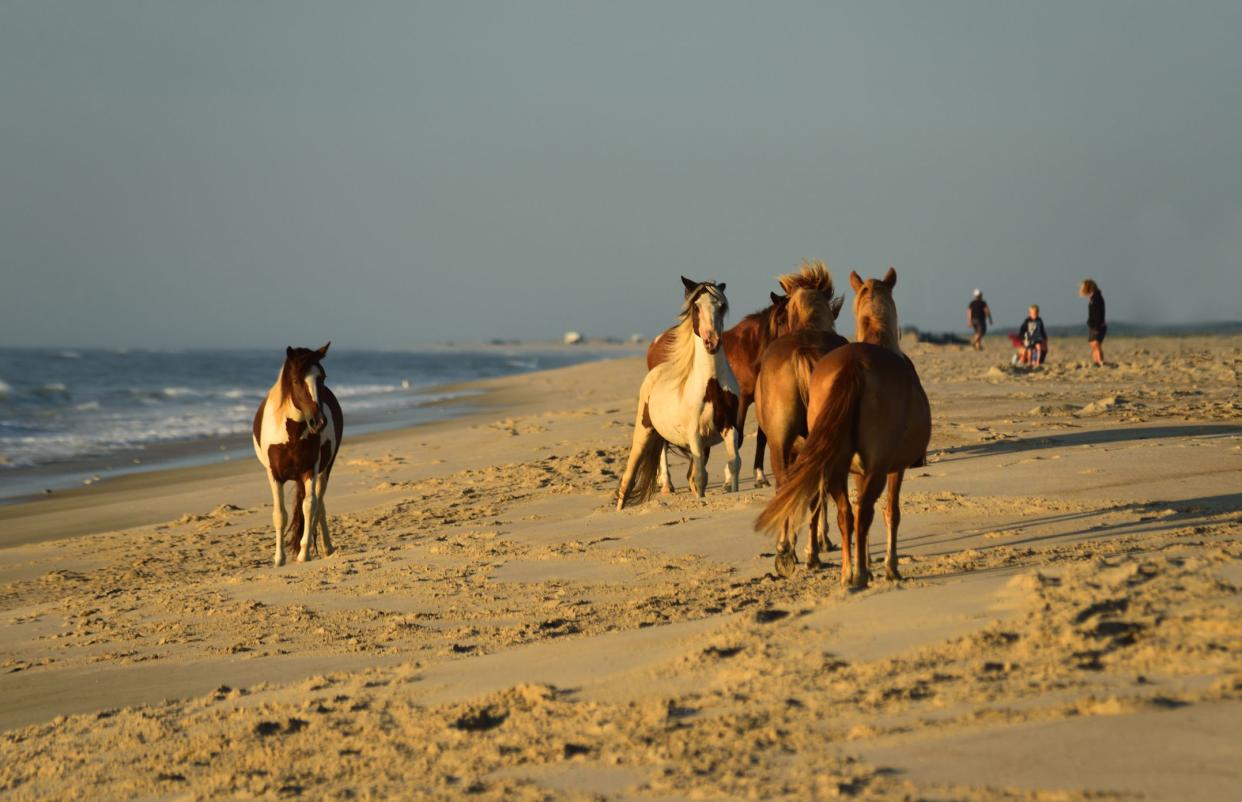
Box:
(754, 476, 769, 489)
(324, 546, 336, 557)
(886, 566, 903, 581)
(774, 551, 798, 578)
(806, 554, 822, 570)
(824, 540, 839, 552)
(273, 554, 285, 567)
(660, 486, 673, 496)
(296, 552, 309, 563)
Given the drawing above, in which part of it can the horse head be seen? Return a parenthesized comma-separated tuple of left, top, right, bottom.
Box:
(283, 342, 331, 434)
(849, 267, 900, 349)
(778, 259, 841, 333)
(680, 276, 729, 355)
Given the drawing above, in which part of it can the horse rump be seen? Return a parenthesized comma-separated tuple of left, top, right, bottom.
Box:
(754, 354, 863, 536)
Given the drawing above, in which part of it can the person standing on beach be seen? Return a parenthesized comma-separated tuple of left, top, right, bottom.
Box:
(967, 289, 992, 350)
(1080, 279, 1106, 367)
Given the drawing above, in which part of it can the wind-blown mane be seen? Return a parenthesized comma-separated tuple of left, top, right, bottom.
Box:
(779, 259, 835, 296)
(664, 282, 728, 387)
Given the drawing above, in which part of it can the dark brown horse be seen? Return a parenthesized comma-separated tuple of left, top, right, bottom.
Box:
(253, 343, 344, 566)
(752, 261, 847, 573)
(756, 269, 931, 588)
(647, 287, 789, 492)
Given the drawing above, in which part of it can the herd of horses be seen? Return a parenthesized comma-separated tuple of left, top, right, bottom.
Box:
(617, 262, 930, 588)
(254, 262, 929, 589)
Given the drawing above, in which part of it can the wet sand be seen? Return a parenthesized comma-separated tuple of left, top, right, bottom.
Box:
(2, 335, 1240, 801)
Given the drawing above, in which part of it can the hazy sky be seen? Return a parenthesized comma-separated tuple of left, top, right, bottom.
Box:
(3, 2, 1240, 349)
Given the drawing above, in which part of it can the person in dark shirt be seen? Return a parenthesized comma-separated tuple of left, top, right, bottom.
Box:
(967, 289, 992, 350)
(1018, 304, 1048, 367)
(1080, 279, 1106, 367)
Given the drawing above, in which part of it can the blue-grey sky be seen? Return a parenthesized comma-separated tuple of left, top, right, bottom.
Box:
(3, 2, 1240, 349)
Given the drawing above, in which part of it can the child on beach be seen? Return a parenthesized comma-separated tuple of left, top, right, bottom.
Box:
(1016, 305, 1048, 367)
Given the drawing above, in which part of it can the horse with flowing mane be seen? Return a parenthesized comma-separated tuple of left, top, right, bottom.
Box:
(647, 287, 789, 492)
(755, 268, 930, 587)
(619, 277, 741, 509)
(252, 343, 344, 566)
(752, 260, 847, 574)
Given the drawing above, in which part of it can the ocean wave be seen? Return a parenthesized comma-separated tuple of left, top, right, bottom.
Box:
(55, 350, 82, 360)
(0, 378, 10, 398)
(75, 401, 101, 411)
(36, 382, 69, 396)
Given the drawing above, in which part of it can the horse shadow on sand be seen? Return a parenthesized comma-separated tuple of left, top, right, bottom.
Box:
(933, 423, 1242, 464)
(903, 492, 1242, 560)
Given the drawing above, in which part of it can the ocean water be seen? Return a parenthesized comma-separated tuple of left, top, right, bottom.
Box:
(0, 347, 622, 499)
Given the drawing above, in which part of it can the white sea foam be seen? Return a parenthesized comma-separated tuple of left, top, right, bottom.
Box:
(0, 378, 11, 398)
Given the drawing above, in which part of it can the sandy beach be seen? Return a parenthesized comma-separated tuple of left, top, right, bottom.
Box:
(1, 334, 1240, 801)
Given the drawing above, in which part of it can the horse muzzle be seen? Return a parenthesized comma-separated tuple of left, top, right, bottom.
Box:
(703, 333, 720, 354)
(307, 413, 327, 434)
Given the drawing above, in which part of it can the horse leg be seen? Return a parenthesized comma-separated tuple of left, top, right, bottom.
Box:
(753, 427, 769, 488)
(805, 496, 823, 569)
(830, 480, 853, 588)
(657, 443, 674, 495)
(296, 472, 318, 563)
(883, 471, 904, 580)
(723, 427, 740, 493)
(851, 472, 886, 589)
(688, 436, 708, 498)
(269, 476, 287, 567)
(316, 472, 335, 557)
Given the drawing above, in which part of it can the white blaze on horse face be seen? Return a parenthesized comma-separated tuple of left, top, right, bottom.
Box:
(696, 292, 722, 354)
(304, 366, 322, 409)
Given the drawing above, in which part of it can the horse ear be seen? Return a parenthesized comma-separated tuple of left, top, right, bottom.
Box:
(286, 346, 294, 358)
(315, 341, 331, 359)
(831, 296, 845, 319)
(770, 291, 782, 305)
(849, 271, 863, 292)
(717, 282, 726, 293)
(883, 267, 897, 288)
(680, 276, 699, 296)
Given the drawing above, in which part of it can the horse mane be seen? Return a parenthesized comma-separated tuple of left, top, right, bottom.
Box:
(779, 259, 834, 296)
(664, 282, 728, 387)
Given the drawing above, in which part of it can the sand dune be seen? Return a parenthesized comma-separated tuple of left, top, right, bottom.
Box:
(2, 335, 1240, 801)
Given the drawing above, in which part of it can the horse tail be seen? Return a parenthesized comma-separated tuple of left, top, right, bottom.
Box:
(619, 430, 668, 509)
(755, 355, 862, 536)
(284, 480, 306, 554)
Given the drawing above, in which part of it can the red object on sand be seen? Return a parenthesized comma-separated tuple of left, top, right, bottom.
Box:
(1007, 333, 1023, 348)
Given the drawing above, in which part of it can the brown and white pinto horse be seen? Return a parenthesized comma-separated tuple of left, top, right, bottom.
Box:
(646, 288, 789, 492)
(618, 278, 740, 509)
(752, 261, 847, 574)
(253, 343, 344, 566)
(756, 269, 931, 588)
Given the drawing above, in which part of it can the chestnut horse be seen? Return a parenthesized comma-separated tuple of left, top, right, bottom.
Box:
(752, 261, 847, 574)
(756, 268, 930, 588)
(647, 290, 789, 492)
(618, 278, 740, 509)
(253, 343, 344, 566)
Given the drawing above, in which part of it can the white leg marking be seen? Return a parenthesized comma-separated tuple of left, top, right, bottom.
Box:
(270, 476, 286, 567)
(297, 473, 317, 563)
